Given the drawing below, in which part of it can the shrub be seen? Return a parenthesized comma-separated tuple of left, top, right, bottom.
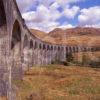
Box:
(81, 54, 90, 66)
(89, 60, 100, 68)
(66, 53, 74, 63)
(51, 60, 69, 66)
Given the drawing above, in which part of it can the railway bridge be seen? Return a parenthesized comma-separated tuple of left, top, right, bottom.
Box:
(0, 0, 99, 99)
(0, 0, 93, 69)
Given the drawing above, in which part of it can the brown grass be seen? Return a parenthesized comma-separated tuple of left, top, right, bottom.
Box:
(13, 65, 100, 100)
(0, 97, 7, 100)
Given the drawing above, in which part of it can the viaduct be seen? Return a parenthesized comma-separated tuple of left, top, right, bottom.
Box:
(0, 0, 99, 99)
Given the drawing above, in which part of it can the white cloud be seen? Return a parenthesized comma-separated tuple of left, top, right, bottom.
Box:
(16, 0, 84, 12)
(27, 21, 60, 32)
(22, 4, 62, 32)
(37, 0, 54, 7)
(78, 6, 100, 27)
(27, 21, 75, 32)
(22, 3, 78, 32)
(22, 11, 36, 22)
(58, 24, 75, 29)
(16, 0, 88, 32)
(22, 4, 61, 22)
(56, 0, 85, 6)
(16, 0, 34, 13)
(85, 23, 100, 28)
(63, 6, 80, 19)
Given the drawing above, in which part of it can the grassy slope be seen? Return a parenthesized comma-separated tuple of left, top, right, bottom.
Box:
(13, 65, 100, 100)
(0, 97, 7, 100)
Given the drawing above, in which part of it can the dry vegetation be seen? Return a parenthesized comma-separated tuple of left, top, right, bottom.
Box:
(30, 29, 47, 39)
(0, 97, 7, 100)
(30, 27, 100, 45)
(13, 65, 100, 100)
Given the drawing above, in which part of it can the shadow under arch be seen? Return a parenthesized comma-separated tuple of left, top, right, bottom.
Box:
(29, 39, 33, 49)
(11, 20, 21, 50)
(29, 39, 34, 67)
(11, 20, 22, 79)
(0, 0, 7, 27)
(0, 0, 7, 37)
(23, 34, 29, 49)
(23, 34, 30, 70)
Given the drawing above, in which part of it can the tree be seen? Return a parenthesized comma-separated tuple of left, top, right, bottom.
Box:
(66, 53, 74, 62)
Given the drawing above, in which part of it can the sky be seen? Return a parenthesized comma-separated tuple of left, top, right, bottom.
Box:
(16, 0, 100, 32)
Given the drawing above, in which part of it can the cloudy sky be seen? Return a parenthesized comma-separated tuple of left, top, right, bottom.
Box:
(16, 0, 100, 32)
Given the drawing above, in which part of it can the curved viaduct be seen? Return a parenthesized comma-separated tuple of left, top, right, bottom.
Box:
(0, 0, 93, 68)
(0, 0, 100, 98)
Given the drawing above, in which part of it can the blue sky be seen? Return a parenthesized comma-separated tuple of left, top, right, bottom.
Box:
(16, 0, 100, 32)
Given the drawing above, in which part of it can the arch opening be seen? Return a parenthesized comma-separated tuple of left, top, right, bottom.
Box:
(51, 46, 53, 50)
(47, 45, 50, 50)
(30, 40, 33, 49)
(61, 47, 64, 50)
(23, 35, 28, 48)
(54, 46, 57, 50)
(11, 20, 21, 73)
(39, 43, 42, 49)
(0, 0, 7, 27)
(29, 40, 33, 67)
(43, 44, 46, 50)
(11, 20, 21, 50)
(58, 46, 60, 51)
(34, 41, 38, 49)
(23, 34, 30, 69)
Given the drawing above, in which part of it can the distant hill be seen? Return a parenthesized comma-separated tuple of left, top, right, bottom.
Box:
(30, 27, 100, 46)
(48, 27, 100, 37)
(30, 29, 46, 39)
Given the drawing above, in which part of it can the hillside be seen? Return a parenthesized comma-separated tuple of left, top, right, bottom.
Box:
(48, 27, 100, 38)
(30, 27, 100, 46)
(30, 29, 46, 39)
(14, 65, 100, 100)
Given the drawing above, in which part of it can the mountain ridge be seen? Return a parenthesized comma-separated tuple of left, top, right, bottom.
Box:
(30, 27, 100, 46)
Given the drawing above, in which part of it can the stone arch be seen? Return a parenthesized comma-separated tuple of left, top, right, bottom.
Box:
(54, 46, 57, 61)
(34, 41, 38, 49)
(54, 46, 57, 50)
(33, 41, 38, 65)
(47, 45, 50, 50)
(66, 47, 69, 58)
(39, 43, 41, 49)
(43, 44, 46, 50)
(50, 45, 54, 63)
(73, 46, 76, 53)
(76, 46, 78, 52)
(23, 34, 28, 49)
(84, 47, 87, 52)
(29, 39, 33, 49)
(23, 34, 29, 70)
(66, 47, 68, 52)
(58, 46, 60, 51)
(46, 45, 50, 64)
(39, 43, 42, 63)
(29, 39, 33, 67)
(69, 47, 72, 53)
(0, 0, 7, 27)
(61, 47, 64, 50)
(51, 46, 53, 50)
(11, 20, 21, 69)
(57, 46, 60, 61)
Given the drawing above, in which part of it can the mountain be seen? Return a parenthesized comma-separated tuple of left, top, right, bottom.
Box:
(30, 29, 46, 39)
(30, 27, 100, 46)
(48, 27, 100, 37)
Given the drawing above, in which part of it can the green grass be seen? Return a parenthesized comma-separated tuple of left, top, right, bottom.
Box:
(13, 65, 100, 100)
